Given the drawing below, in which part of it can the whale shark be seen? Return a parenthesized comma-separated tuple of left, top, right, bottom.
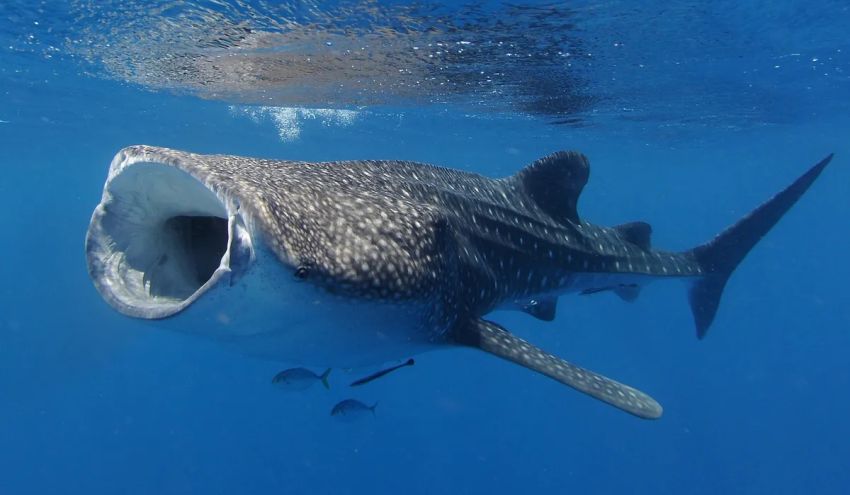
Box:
(86, 145, 832, 419)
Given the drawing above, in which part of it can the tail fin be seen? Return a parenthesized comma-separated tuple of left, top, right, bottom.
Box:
(370, 402, 378, 416)
(688, 154, 833, 339)
(320, 368, 332, 390)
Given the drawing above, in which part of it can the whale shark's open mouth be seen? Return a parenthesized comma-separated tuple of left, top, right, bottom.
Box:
(86, 152, 249, 319)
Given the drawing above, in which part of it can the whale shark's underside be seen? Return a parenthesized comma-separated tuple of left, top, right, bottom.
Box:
(86, 146, 832, 419)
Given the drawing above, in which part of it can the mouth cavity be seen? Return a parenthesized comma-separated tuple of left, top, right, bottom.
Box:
(86, 157, 249, 319)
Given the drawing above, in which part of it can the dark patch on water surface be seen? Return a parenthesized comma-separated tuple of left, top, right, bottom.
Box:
(7, 1, 848, 130)
(63, 1, 596, 121)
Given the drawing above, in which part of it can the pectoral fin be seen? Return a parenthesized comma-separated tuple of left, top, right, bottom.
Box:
(452, 319, 662, 419)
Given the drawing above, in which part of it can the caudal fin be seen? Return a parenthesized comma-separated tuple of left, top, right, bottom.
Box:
(688, 154, 833, 339)
(320, 368, 332, 390)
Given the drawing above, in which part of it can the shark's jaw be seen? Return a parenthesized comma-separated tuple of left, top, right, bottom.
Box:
(85, 157, 253, 320)
(85, 149, 435, 366)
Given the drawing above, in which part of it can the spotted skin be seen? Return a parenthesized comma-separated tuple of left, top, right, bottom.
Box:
(89, 146, 833, 419)
(114, 148, 701, 330)
(455, 319, 662, 419)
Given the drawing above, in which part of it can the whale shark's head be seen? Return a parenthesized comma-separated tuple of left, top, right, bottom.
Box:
(85, 146, 442, 365)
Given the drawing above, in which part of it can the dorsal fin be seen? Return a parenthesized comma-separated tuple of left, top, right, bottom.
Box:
(514, 151, 590, 223)
(613, 221, 652, 250)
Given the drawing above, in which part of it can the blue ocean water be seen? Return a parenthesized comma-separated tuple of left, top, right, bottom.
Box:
(1, 1, 849, 494)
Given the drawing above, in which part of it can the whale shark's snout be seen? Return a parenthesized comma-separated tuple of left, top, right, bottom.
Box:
(86, 149, 254, 319)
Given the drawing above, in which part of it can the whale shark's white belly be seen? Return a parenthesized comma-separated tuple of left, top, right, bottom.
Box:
(155, 247, 439, 367)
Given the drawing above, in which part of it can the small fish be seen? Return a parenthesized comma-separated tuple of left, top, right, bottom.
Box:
(331, 399, 377, 421)
(350, 358, 415, 387)
(271, 367, 331, 390)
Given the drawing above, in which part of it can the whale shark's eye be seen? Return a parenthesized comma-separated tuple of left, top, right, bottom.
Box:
(294, 266, 310, 280)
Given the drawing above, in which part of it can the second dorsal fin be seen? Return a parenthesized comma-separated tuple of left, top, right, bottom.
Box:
(513, 151, 590, 223)
(613, 221, 652, 250)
